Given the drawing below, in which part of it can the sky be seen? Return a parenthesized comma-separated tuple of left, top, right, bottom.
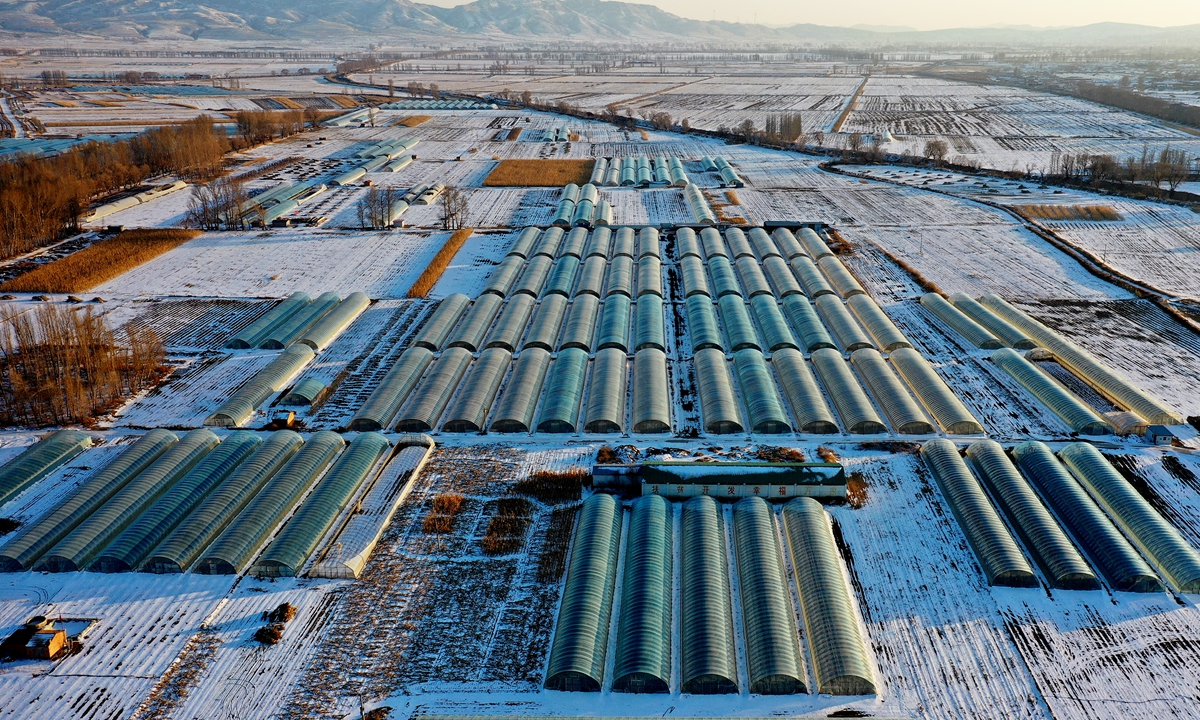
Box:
(418, 0, 1200, 31)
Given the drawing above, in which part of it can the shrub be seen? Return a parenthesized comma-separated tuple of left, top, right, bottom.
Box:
(267, 602, 297, 624)
(406, 228, 473, 298)
(514, 468, 591, 503)
(422, 492, 464, 534)
(254, 624, 284, 645)
(1, 229, 200, 293)
(596, 445, 618, 464)
(481, 498, 533, 556)
(482, 159, 595, 187)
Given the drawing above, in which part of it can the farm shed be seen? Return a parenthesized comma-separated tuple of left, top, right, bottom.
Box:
(489, 348, 551, 433)
(252, 432, 389, 577)
(920, 439, 1036, 587)
(441, 347, 512, 433)
(606, 255, 633, 297)
(782, 498, 876, 695)
(348, 347, 434, 432)
(195, 430, 344, 575)
(771, 348, 838, 434)
(732, 496, 805, 695)
(888, 349, 985, 435)
(612, 495, 672, 693)
(561, 295, 600, 352)
(990, 348, 1110, 435)
(694, 349, 743, 434)
(811, 348, 885, 434)
(35, 429, 219, 573)
(545, 493, 622, 692)
(749, 295, 798, 352)
(814, 295, 872, 352)
(686, 295, 723, 352)
(411, 294, 471, 351)
(310, 435, 433, 579)
(718, 295, 759, 352)
(781, 295, 835, 352)
(0, 429, 175, 572)
(596, 295, 631, 352)
(575, 256, 607, 298)
(850, 348, 934, 435)
(486, 294, 535, 352)
(732, 349, 790, 434)
(632, 348, 670, 434)
(260, 292, 339, 349)
(1058, 443, 1200, 593)
(847, 295, 911, 352)
(965, 440, 1098, 590)
(142, 431, 303, 574)
(919, 293, 1003, 349)
(205, 344, 315, 428)
(394, 346, 474, 432)
(536, 347, 589, 433)
(632, 296, 664, 352)
(789, 255, 835, 298)
(224, 292, 310, 349)
(680, 495, 738, 694)
(638, 462, 845, 498)
(297, 292, 370, 351)
(90, 432, 263, 573)
(585, 348, 627, 434)
(1012, 442, 1162, 592)
(948, 293, 1035, 349)
(523, 294, 568, 351)
(0, 429, 92, 508)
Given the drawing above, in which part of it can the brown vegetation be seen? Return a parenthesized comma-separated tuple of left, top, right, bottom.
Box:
(1, 229, 200, 293)
(816, 445, 840, 463)
(421, 492, 464, 534)
(481, 498, 533, 555)
(506, 128, 523, 141)
(846, 471, 868, 509)
(0, 302, 166, 426)
(1014, 204, 1122, 222)
(394, 115, 432, 127)
(406, 228, 473, 298)
(482, 159, 595, 187)
(267, 602, 297, 623)
(825, 228, 855, 255)
(514, 468, 591, 503)
(254, 624, 284, 645)
(754, 445, 806, 463)
(596, 445, 618, 464)
(724, 190, 742, 205)
(536, 504, 580, 583)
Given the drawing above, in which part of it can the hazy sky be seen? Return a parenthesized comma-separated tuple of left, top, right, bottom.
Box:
(420, 0, 1200, 31)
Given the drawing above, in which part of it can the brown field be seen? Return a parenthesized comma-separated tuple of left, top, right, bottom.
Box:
(329, 96, 361, 109)
(406, 228, 474, 298)
(421, 492, 465, 534)
(272, 97, 304, 110)
(394, 115, 432, 128)
(514, 468, 591, 503)
(506, 128, 522, 141)
(536, 505, 580, 582)
(482, 159, 596, 187)
(1015, 204, 1122, 221)
(0, 229, 201, 293)
(481, 498, 533, 556)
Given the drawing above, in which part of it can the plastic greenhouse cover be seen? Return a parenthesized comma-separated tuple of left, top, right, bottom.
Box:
(680, 495, 738, 694)
(694, 348, 743, 434)
(585, 348, 627, 434)
(850, 348, 933, 434)
(613, 495, 672, 693)
(412, 294, 471, 350)
(490, 348, 552, 433)
(348, 347, 434, 431)
(0, 429, 92, 508)
(523, 294, 569, 351)
(442, 347, 512, 433)
(632, 348, 670, 433)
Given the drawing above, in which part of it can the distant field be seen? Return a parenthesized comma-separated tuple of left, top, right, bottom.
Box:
(393, 114, 432, 127)
(0, 229, 200, 293)
(483, 159, 595, 187)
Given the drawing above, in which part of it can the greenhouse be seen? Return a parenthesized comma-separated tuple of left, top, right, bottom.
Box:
(252, 432, 389, 577)
(637, 227, 660, 260)
(0, 429, 92, 508)
(965, 440, 1098, 590)
(142, 431, 304, 574)
(260, 291, 339, 349)
(205, 344, 315, 428)
(782, 498, 876, 695)
(612, 227, 636, 258)
(0, 429, 175, 573)
(612, 495, 672, 693)
(694, 348, 744, 434)
(789, 255, 835, 298)
(585, 348, 627, 433)
(447, 294, 504, 352)
(537, 347, 590, 433)
(394, 346, 474, 432)
(947, 293, 1035, 349)
(734, 256, 773, 297)
(225, 292, 311, 349)
(585, 227, 612, 259)
(747, 227, 779, 261)
(632, 349, 670, 433)
(817, 256, 866, 298)
(814, 295, 873, 352)
(676, 227, 701, 259)
(680, 496, 738, 694)
(919, 293, 1003, 349)
(483, 256, 526, 297)
(297, 292, 370, 351)
(990, 348, 1110, 434)
(1012, 442, 1162, 592)
(514, 255, 553, 297)
(606, 255, 634, 297)
(412, 294, 471, 350)
(850, 348, 934, 434)
(700, 227, 727, 260)
(811, 348, 885, 434)
(545, 493, 622, 692)
(749, 295, 798, 352)
(348, 347, 434, 431)
(561, 295, 600, 351)
(633, 296, 665, 352)
(685, 183, 716, 224)
(441, 348, 512, 433)
(781, 296, 836, 352)
(680, 255, 711, 298)
(771, 228, 806, 261)
(90, 432, 263, 573)
(686, 296, 723, 352)
(889, 348, 985, 434)
(846, 295, 911, 352)
(35, 429, 220, 573)
(575, 256, 607, 297)
(597, 295, 631, 352)
(732, 349, 790, 434)
(544, 256, 581, 298)
(718, 295, 760, 352)
(490, 348, 551, 433)
(771, 349, 839, 434)
(195, 431, 344, 575)
(724, 228, 754, 260)
(733, 496, 805, 695)
(485, 294, 535, 353)
(708, 256, 742, 298)
(797, 227, 832, 259)
(1058, 442, 1200, 592)
(524, 294, 568, 351)
(636, 256, 662, 298)
(920, 439, 1037, 587)
(512, 228, 543, 261)
(762, 255, 803, 297)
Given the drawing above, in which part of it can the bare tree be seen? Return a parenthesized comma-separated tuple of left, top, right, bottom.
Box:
(846, 132, 865, 155)
(357, 186, 400, 229)
(923, 139, 949, 166)
(440, 186, 469, 231)
(186, 177, 248, 230)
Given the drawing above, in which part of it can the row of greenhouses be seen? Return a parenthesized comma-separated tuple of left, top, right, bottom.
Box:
(551, 183, 613, 228)
(700, 156, 744, 187)
(920, 291, 1182, 429)
(921, 438, 1200, 592)
(590, 156, 689, 187)
(225, 291, 369, 351)
(545, 493, 875, 696)
(0, 428, 424, 578)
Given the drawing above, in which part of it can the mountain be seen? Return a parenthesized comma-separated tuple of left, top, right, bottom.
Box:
(0, 0, 1198, 46)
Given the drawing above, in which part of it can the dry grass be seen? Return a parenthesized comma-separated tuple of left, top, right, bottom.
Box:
(329, 96, 360, 109)
(596, 445, 618, 464)
(483, 159, 595, 187)
(754, 445, 806, 463)
(638, 130, 649, 140)
(394, 115, 432, 127)
(724, 190, 742, 205)
(254, 624, 284, 645)
(267, 602, 297, 623)
(846, 471, 868, 509)
(1, 229, 200, 293)
(271, 97, 304, 110)
(514, 468, 591, 503)
(506, 128, 522, 141)
(481, 498, 533, 556)
(816, 445, 840, 463)
(1015, 204, 1122, 221)
(406, 228, 473, 298)
(421, 492, 464, 534)
(45, 119, 234, 127)
(536, 504, 580, 583)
